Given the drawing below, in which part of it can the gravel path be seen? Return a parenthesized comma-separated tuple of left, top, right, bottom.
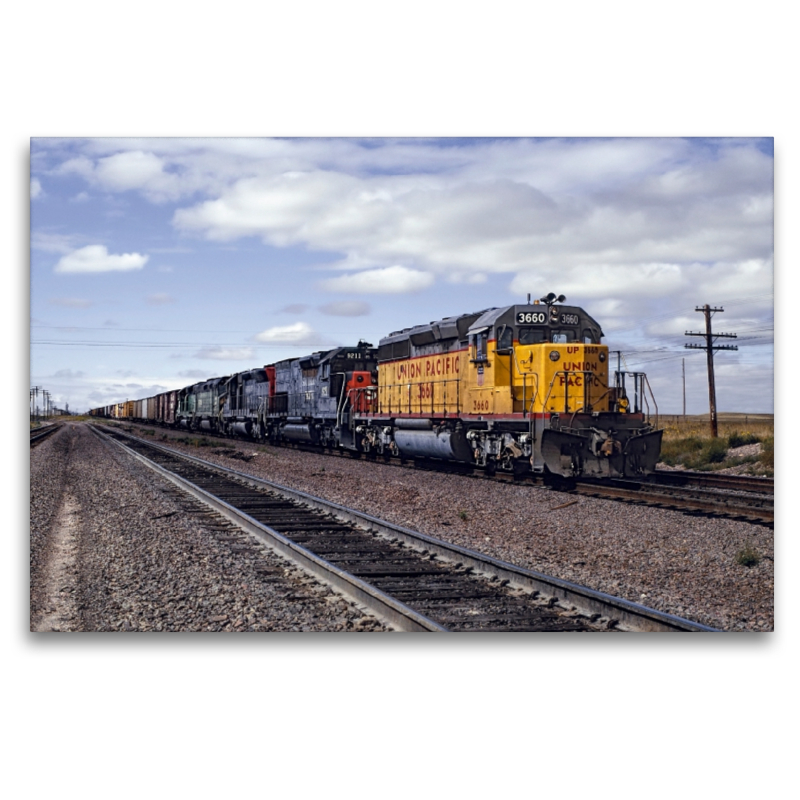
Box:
(127, 423, 774, 632)
(30, 424, 389, 632)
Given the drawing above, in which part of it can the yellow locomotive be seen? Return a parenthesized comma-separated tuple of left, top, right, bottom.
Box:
(356, 294, 661, 479)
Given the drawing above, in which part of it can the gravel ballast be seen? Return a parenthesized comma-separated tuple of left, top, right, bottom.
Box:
(125, 422, 774, 632)
(30, 424, 389, 632)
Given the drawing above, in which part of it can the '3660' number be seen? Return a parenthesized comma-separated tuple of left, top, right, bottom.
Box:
(516, 311, 546, 324)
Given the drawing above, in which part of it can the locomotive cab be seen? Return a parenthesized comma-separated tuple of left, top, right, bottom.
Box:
(464, 303, 608, 417)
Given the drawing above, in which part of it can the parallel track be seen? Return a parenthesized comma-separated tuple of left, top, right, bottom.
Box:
(572, 478, 773, 526)
(30, 425, 59, 448)
(646, 470, 773, 495)
(107, 420, 774, 525)
(92, 424, 718, 633)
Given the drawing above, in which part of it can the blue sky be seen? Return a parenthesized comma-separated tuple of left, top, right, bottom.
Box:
(30, 137, 773, 414)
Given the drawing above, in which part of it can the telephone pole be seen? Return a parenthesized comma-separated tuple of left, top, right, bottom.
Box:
(682, 358, 686, 420)
(685, 305, 738, 437)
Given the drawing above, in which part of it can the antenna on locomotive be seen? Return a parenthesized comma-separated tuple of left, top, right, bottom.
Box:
(527, 293, 531, 304)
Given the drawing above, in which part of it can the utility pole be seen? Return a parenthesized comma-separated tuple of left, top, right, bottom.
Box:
(682, 358, 686, 421)
(31, 386, 41, 422)
(685, 305, 738, 437)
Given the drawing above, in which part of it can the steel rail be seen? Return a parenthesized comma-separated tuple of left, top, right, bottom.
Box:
(649, 470, 773, 495)
(107, 420, 772, 526)
(90, 425, 447, 632)
(29, 425, 59, 447)
(92, 425, 719, 632)
(575, 478, 773, 524)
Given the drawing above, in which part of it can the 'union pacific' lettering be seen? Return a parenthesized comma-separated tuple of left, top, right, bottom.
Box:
(396, 355, 460, 381)
(561, 362, 599, 372)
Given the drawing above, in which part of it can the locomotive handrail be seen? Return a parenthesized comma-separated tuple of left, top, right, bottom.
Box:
(334, 371, 348, 429)
(379, 378, 462, 415)
(542, 370, 594, 414)
(348, 385, 378, 415)
(614, 370, 659, 425)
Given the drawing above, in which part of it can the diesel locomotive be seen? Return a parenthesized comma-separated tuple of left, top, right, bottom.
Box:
(90, 295, 661, 479)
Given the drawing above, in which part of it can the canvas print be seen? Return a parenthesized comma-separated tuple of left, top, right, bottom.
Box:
(30, 137, 774, 632)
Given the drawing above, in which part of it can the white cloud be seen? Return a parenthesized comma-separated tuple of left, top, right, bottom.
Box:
(44, 139, 773, 305)
(253, 321, 324, 346)
(31, 178, 43, 199)
(57, 155, 94, 180)
(146, 293, 175, 305)
(193, 346, 255, 360)
(510, 262, 685, 300)
(320, 265, 434, 294)
(55, 244, 149, 273)
(178, 370, 209, 379)
(32, 232, 82, 254)
(53, 369, 85, 378)
(319, 300, 370, 316)
(49, 297, 92, 308)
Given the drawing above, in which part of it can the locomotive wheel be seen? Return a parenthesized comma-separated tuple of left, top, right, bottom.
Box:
(512, 459, 529, 480)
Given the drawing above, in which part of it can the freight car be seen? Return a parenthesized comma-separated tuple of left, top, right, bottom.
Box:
(90, 295, 660, 479)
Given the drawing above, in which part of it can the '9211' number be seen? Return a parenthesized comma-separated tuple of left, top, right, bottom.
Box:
(517, 311, 546, 324)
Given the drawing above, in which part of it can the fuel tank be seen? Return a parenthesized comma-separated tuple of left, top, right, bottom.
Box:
(282, 423, 314, 442)
(394, 428, 472, 462)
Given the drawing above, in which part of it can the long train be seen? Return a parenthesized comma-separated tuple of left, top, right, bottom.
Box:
(89, 295, 662, 479)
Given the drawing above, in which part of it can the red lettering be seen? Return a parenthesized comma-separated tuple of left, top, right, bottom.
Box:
(436, 360, 441, 375)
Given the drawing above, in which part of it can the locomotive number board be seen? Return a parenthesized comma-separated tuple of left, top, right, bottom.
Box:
(516, 311, 580, 325)
(516, 311, 547, 324)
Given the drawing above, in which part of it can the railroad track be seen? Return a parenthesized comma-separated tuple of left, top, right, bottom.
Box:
(106, 421, 773, 526)
(30, 425, 59, 448)
(574, 476, 774, 526)
(90, 424, 718, 633)
(647, 470, 773, 495)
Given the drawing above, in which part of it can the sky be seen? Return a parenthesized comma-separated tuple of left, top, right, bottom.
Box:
(30, 137, 773, 415)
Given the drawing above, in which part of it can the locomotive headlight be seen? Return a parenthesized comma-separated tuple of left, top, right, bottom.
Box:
(599, 351, 606, 363)
(549, 350, 560, 361)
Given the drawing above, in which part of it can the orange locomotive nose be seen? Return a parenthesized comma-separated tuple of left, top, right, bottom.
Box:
(345, 371, 377, 413)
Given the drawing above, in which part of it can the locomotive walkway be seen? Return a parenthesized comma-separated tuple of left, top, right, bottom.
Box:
(91, 425, 718, 632)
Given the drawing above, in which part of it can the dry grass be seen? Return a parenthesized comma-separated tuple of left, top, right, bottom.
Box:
(657, 413, 773, 475)
(659, 413, 773, 443)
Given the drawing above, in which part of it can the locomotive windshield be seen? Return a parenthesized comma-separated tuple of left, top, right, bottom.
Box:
(518, 327, 547, 345)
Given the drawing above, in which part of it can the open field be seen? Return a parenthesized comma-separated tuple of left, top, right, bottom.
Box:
(656, 414, 773, 475)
